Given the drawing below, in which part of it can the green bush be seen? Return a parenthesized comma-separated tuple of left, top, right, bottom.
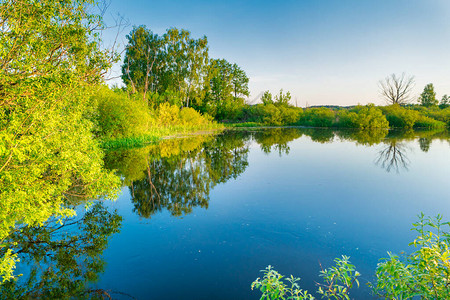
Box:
(298, 108, 335, 127)
(251, 256, 360, 300)
(337, 105, 389, 129)
(371, 214, 450, 299)
(424, 107, 450, 127)
(279, 106, 302, 125)
(414, 115, 446, 128)
(262, 104, 283, 125)
(95, 87, 152, 139)
(381, 104, 419, 128)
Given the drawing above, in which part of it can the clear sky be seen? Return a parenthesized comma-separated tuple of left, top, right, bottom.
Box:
(103, 0, 450, 106)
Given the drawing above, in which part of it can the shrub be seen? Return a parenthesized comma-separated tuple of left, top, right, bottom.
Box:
(298, 108, 335, 127)
(350, 104, 389, 129)
(414, 115, 446, 128)
(262, 104, 283, 126)
(371, 214, 450, 299)
(179, 107, 212, 126)
(95, 88, 152, 139)
(251, 256, 360, 300)
(381, 104, 419, 128)
(279, 106, 302, 125)
(156, 103, 180, 126)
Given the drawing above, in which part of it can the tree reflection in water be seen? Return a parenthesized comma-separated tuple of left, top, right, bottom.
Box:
(375, 140, 410, 173)
(0, 202, 123, 299)
(104, 128, 450, 219)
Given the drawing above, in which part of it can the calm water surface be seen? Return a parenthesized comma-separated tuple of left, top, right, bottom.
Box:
(12, 128, 450, 299)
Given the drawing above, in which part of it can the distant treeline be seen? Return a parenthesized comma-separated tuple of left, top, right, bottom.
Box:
(119, 26, 450, 131)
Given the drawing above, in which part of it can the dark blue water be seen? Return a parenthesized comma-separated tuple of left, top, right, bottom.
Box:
(95, 129, 449, 299)
(5, 128, 449, 299)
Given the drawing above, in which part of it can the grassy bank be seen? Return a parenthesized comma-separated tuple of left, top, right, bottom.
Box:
(94, 87, 224, 150)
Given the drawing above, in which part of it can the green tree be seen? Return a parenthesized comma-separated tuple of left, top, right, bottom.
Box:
(121, 25, 162, 102)
(440, 94, 449, 108)
(202, 58, 248, 120)
(231, 63, 250, 100)
(274, 89, 291, 106)
(122, 26, 210, 108)
(261, 91, 274, 105)
(0, 0, 119, 282)
(419, 83, 438, 107)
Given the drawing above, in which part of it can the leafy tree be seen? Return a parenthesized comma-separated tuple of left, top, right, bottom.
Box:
(0, 0, 120, 282)
(122, 26, 209, 108)
(122, 25, 162, 102)
(379, 73, 415, 105)
(261, 91, 274, 105)
(419, 83, 438, 107)
(274, 89, 291, 106)
(231, 63, 250, 99)
(202, 59, 248, 120)
(440, 94, 449, 108)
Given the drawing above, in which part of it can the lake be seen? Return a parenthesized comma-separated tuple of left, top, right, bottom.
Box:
(7, 128, 450, 299)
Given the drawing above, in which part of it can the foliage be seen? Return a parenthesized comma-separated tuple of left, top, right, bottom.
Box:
(317, 256, 360, 300)
(0, 0, 120, 281)
(371, 214, 450, 299)
(251, 266, 315, 300)
(440, 95, 450, 108)
(262, 91, 274, 105)
(298, 108, 335, 127)
(381, 104, 420, 128)
(122, 26, 210, 107)
(200, 58, 249, 120)
(337, 105, 389, 129)
(414, 115, 446, 129)
(95, 87, 152, 139)
(274, 89, 292, 106)
(251, 256, 359, 300)
(421, 107, 450, 127)
(418, 83, 438, 107)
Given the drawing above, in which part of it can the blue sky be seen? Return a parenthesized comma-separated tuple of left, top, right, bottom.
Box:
(103, 0, 450, 106)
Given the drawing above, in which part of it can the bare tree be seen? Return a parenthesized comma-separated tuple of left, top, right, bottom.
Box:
(379, 73, 415, 105)
(375, 140, 410, 173)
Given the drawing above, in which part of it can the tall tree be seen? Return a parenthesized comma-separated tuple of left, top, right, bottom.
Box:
(0, 0, 119, 282)
(261, 91, 273, 105)
(122, 27, 209, 107)
(440, 94, 450, 108)
(418, 83, 438, 107)
(379, 73, 415, 105)
(231, 63, 250, 100)
(202, 58, 249, 119)
(275, 89, 291, 106)
(122, 26, 162, 102)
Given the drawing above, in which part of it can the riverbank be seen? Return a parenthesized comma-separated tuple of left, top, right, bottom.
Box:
(100, 124, 225, 150)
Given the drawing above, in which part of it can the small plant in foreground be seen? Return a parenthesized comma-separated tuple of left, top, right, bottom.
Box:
(251, 265, 315, 300)
(370, 213, 450, 299)
(251, 256, 359, 300)
(317, 256, 360, 300)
